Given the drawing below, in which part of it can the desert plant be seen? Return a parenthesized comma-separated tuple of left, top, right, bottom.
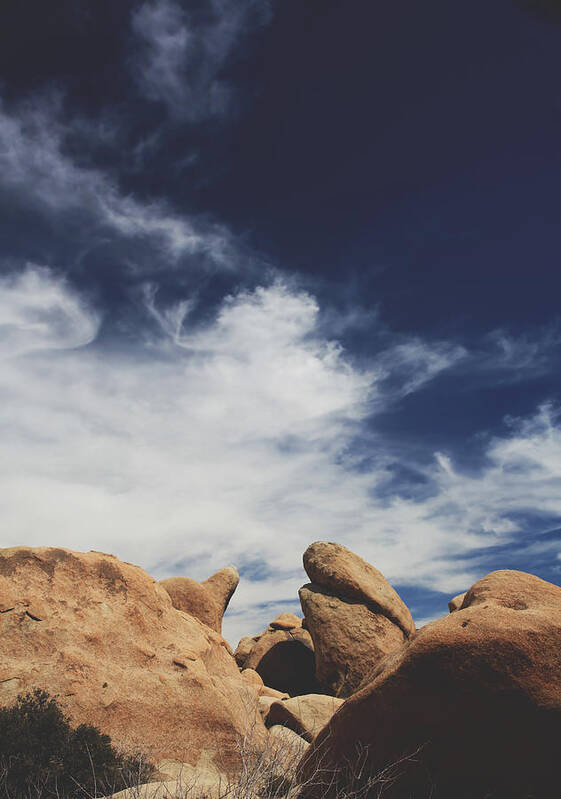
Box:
(0, 689, 154, 798)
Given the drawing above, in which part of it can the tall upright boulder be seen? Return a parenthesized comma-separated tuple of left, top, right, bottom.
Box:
(299, 542, 414, 696)
(160, 566, 239, 634)
(298, 570, 561, 799)
(0, 547, 265, 770)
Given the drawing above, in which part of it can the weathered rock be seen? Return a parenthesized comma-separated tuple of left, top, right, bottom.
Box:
(258, 695, 279, 721)
(269, 612, 302, 630)
(298, 569, 561, 799)
(0, 547, 265, 770)
(303, 542, 415, 636)
(299, 584, 406, 697)
(160, 565, 238, 634)
(267, 725, 309, 775)
(106, 755, 232, 799)
(142, 754, 237, 797)
(240, 668, 264, 688)
(203, 567, 239, 621)
(299, 542, 413, 697)
(234, 634, 261, 667)
(259, 685, 289, 700)
(236, 624, 320, 696)
(448, 591, 466, 612)
(267, 694, 344, 742)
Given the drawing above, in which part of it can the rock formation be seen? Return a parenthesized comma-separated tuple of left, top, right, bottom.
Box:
(234, 613, 320, 696)
(299, 541, 414, 696)
(266, 694, 344, 742)
(0, 546, 265, 770)
(160, 565, 239, 634)
(447, 591, 466, 612)
(298, 569, 561, 799)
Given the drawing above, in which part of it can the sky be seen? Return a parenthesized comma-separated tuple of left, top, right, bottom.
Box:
(1, 0, 560, 645)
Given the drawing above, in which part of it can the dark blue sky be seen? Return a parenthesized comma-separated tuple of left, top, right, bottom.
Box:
(0, 0, 560, 641)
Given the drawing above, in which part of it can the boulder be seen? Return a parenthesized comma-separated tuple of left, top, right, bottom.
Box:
(258, 695, 279, 721)
(448, 591, 466, 612)
(106, 756, 231, 799)
(298, 569, 561, 799)
(235, 624, 320, 696)
(267, 694, 344, 742)
(259, 685, 289, 700)
(303, 542, 414, 636)
(267, 725, 309, 776)
(234, 635, 260, 667)
(240, 668, 264, 688)
(299, 542, 413, 697)
(269, 612, 302, 630)
(160, 565, 238, 634)
(0, 547, 266, 770)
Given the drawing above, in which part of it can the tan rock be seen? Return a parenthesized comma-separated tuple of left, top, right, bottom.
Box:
(299, 583, 406, 697)
(258, 694, 279, 722)
(241, 668, 263, 688)
(0, 546, 265, 770)
(234, 634, 261, 667)
(448, 591, 466, 612)
(202, 567, 239, 621)
(160, 565, 238, 634)
(269, 612, 302, 630)
(298, 569, 561, 799)
(303, 542, 414, 636)
(237, 625, 320, 696)
(106, 755, 231, 799)
(267, 694, 344, 742)
(259, 685, 289, 700)
(267, 725, 309, 773)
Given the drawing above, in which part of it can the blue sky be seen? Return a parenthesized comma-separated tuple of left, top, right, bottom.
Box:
(0, 0, 560, 644)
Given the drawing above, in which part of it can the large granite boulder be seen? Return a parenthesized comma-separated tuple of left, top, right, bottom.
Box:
(160, 565, 238, 634)
(234, 613, 320, 696)
(0, 547, 266, 770)
(266, 694, 344, 742)
(298, 570, 561, 799)
(299, 542, 414, 696)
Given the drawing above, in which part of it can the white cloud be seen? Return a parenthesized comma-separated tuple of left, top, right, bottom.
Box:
(1, 269, 560, 645)
(0, 99, 231, 262)
(0, 266, 100, 357)
(131, 0, 272, 120)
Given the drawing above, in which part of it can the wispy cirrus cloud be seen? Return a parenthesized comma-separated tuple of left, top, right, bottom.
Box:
(130, 0, 273, 121)
(0, 98, 232, 264)
(1, 267, 560, 643)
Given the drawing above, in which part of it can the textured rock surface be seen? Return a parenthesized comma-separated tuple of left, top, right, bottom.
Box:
(240, 668, 264, 688)
(448, 591, 466, 612)
(269, 612, 302, 630)
(106, 755, 233, 799)
(259, 685, 289, 700)
(299, 542, 412, 697)
(258, 695, 279, 721)
(0, 547, 265, 769)
(234, 635, 259, 667)
(160, 566, 238, 634)
(267, 725, 309, 774)
(303, 542, 414, 636)
(299, 585, 406, 697)
(267, 694, 344, 742)
(298, 570, 561, 799)
(235, 623, 320, 696)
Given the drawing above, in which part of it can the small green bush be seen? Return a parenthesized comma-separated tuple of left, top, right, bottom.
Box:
(0, 689, 154, 798)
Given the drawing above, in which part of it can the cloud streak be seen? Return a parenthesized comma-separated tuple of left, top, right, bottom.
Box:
(131, 0, 273, 121)
(0, 99, 231, 264)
